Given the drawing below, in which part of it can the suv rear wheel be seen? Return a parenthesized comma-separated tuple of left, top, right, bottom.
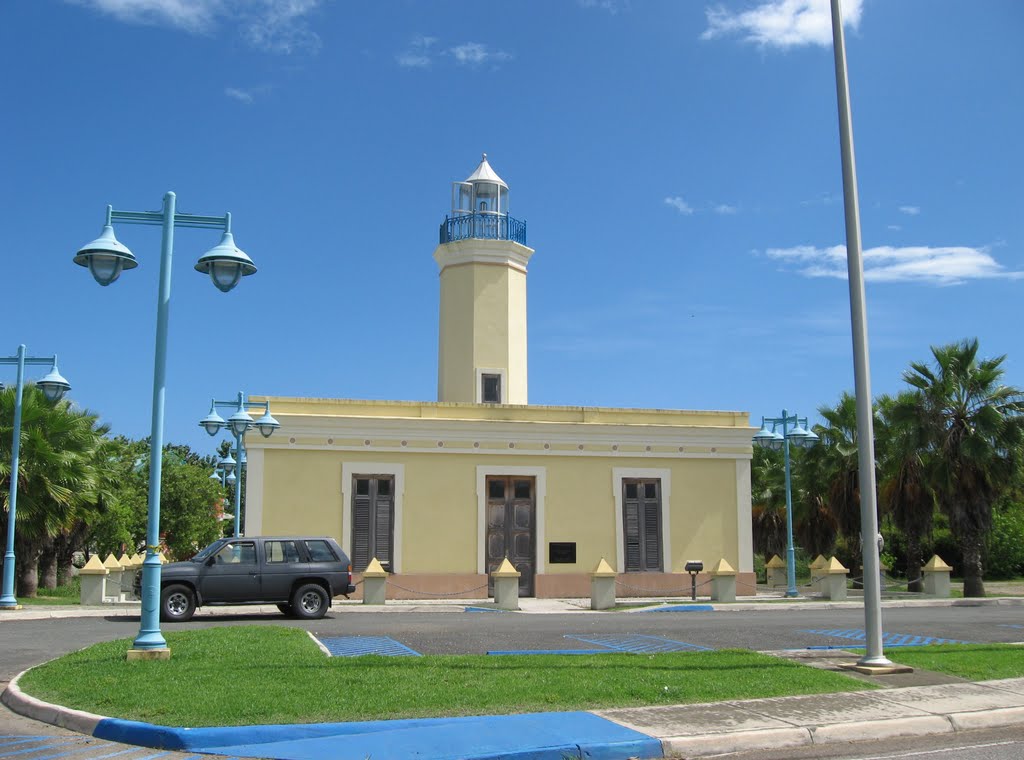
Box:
(291, 583, 328, 619)
(161, 584, 196, 622)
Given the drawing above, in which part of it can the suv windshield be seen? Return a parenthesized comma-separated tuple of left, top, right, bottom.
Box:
(192, 538, 229, 562)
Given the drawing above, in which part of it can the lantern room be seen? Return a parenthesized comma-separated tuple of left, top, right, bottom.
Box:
(451, 153, 509, 216)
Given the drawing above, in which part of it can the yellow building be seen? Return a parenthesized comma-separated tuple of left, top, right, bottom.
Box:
(247, 155, 756, 598)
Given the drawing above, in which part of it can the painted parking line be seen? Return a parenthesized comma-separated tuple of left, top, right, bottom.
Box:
(636, 604, 714, 613)
(999, 624, 1024, 629)
(566, 634, 713, 653)
(801, 629, 969, 646)
(315, 636, 422, 657)
(464, 606, 506, 613)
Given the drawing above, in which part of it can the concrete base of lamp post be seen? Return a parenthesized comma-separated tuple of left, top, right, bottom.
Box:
(590, 557, 617, 610)
(0, 604, 22, 611)
(126, 648, 171, 661)
(362, 558, 388, 605)
(492, 558, 521, 611)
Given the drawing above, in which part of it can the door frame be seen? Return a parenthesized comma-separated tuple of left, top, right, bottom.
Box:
(476, 465, 546, 578)
(612, 468, 672, 574)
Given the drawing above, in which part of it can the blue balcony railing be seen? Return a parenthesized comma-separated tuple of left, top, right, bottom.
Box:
(439, 213, 527, 245)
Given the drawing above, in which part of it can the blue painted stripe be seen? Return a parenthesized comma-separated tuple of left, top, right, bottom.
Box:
(0, 740, 42, 749)
(637, 604, 714, 613)
(487, 649, 616, 656)
(315, 636, 421, 657)
(0, 740, 82, 758)
(801, 629, 970, 646)
(464, 606, 506, 613)
(86, 748, 151, 760)
(5, 741, 103, 760)
(94, 711, 662, 760)
(566, 634, 712, 653)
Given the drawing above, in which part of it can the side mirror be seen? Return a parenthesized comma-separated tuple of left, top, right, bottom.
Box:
(206, 556, 217, 567)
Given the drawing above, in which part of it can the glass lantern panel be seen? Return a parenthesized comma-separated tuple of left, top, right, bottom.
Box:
(498, 186, 508, 214)
(474, 182, 498, 213)
(210, 261, 243, 292)
(453, 182, 472, 214)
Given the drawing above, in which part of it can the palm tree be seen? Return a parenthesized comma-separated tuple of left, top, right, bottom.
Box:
(0, 385, 106, 596)
(750, 445, 787, 562)
(901, 339, 1024, 597)
(876, 392, 935, 591)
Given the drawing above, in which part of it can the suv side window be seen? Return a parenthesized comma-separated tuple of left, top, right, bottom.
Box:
(215, 541, 256, 565)
(266, 540, 301, 563)
(305, 540, 338, 563)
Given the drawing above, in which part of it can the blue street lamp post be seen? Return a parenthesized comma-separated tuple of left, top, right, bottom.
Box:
(753, 411, 818, 598)
(200, 392, 279, 537)
(0, 348, 70, 609)
(74, 192, 257, 656)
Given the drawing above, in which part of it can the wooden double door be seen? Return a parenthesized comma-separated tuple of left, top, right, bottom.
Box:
(485, 475, 536, 597)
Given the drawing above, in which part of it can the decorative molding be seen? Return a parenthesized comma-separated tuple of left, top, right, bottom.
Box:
(433, 238, 534, 274)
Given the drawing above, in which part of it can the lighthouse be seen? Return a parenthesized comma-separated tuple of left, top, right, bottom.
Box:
(434, 154, 534, 405)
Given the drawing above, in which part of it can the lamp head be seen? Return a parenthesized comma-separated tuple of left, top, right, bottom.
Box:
(225, 470, 237, 486)
(753, 421, 783, 450)
(789, 423, 819, 448)
(74, 224, 138, 286)
(36, 362, 71, 402)
(255, 410, 280, 438)
(228, 407, 254, 436)
(219, 453, 236, 474)
(199, 402, 226, 436)
(194, 231, 256, 293)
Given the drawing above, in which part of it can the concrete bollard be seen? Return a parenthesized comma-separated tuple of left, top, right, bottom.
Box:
(492, 557, 521, 611)
(921, 555, 952, 597)
(127, 553, 144, 600)
(709, 558, 737, 602)
(102, 554, 122, 602)
(362, 557, 388, 605)
(590, 557, 617, 610)
(823, 557, 849, 601)
(766, 555, 786, 589)
(809, 555, 827, 593)
(79, 555, 108, 605)
(117, 553, 133, 600)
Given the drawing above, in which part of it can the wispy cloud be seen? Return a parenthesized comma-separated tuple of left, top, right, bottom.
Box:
(714, 203, 738, 215)
(887, 224, 902, 231)
(702, 0, 863, 49)
(67, 0, 322, 53)
(763, 244, 1023, 285)
(396, 34, 437, 67)
(224, 84, 271, 104)
(664, 196, 694, 215)
(800, 192, 839, 207)
(577, 0, 630, 13)
(449, 42, 512, 66)
(898, 205, 921, 216)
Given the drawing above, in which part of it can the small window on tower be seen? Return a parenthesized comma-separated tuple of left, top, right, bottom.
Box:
(482, 374, 502, 404)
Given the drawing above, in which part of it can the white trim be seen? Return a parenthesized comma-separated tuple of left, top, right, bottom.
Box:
(475, 367, 507, 404)
(244, 447, 265, 536)
(736, 459, 754, 572)
(341, 462, 405, 574)
(475, 465, 547, 576)
(612, 468, 672, 574)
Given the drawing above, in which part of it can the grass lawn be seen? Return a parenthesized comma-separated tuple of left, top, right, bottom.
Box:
(892, 644, 1024, 681)
(18, 626, 872, 726)
(18, 596, 80, 606)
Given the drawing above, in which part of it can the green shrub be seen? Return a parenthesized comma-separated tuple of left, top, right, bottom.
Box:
(986, 502, 1024, 579)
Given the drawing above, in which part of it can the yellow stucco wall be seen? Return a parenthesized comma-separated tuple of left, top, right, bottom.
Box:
(256, 448, 743, 575)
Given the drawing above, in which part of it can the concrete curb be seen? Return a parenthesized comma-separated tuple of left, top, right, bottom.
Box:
(1, 671, 104, 736)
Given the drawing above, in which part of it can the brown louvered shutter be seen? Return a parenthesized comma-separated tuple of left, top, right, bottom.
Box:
(643, 500, 661, 570)
(352, 478, 372, 571)
(623, 480, 642, 572)
(373, 484, 393, 568)
(623, 478, 662, 572)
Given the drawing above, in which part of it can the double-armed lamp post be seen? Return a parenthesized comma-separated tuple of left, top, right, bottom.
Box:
(200, 392, 279, 537)
(0, 348, 71, 609)
(753, 411, 818, 598)
(74, 192, 258, 658)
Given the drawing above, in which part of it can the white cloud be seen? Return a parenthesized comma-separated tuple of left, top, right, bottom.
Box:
(449, 42, 512, 66)
(702, 0, 863, 49)
(664, 196, 694, 215)
(898, 205, 921, 215)
(763, 244, 1023, 285)
(887, 224, 902, 231)
(68, 0, 321, 53)
(225, 87, 254, 104)
(396, 35, 437, 68)
(714, 203, 738, 215)
(577, 0, 629, 13)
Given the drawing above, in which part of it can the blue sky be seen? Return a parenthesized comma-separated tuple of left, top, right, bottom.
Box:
(2, 0, 1021, 457)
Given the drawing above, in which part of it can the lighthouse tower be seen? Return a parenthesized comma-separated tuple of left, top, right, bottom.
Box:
(434, 154, 534, 405)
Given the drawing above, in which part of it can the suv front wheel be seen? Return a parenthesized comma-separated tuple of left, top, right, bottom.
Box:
(161, 584, 197, 622)
(291, 583, 328, 619)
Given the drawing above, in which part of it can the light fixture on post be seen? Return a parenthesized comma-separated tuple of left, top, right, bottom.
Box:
(199, 391, 278, 537)
(0, 347, 70, 610)
(74, 193, 257, 659)
(753, 410, 818, 599)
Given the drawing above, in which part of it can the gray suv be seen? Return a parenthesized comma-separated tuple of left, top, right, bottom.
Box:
(135, 536, 356, 622)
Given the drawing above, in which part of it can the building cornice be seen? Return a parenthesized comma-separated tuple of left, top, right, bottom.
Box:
(433, 238, 534, 274)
